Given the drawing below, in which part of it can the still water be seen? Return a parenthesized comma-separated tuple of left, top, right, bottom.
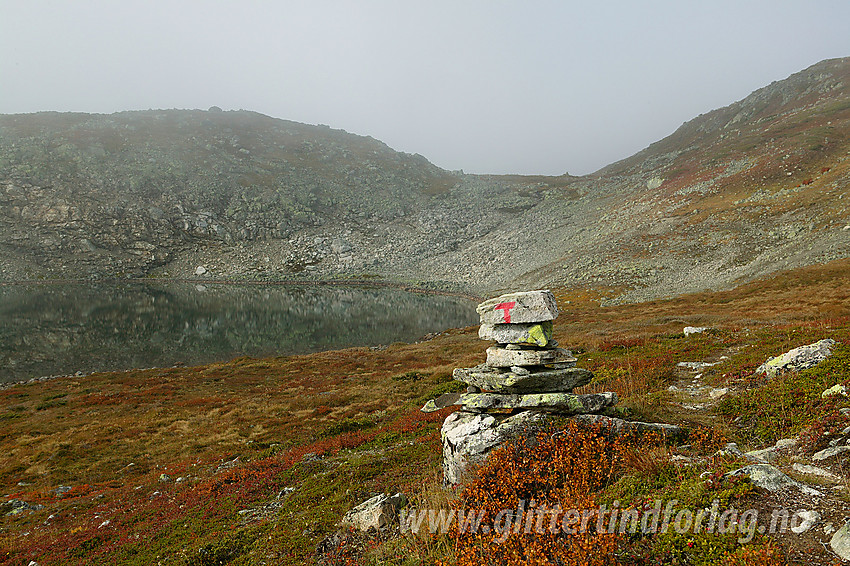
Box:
(0, 282, 478, 383)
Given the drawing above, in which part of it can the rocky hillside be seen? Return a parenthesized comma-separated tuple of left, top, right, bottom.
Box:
(1, 58, 849, 300)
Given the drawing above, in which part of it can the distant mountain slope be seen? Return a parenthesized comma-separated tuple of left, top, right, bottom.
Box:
(1, 58, 849, 301)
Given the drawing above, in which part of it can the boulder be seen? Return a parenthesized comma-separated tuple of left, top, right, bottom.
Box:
(479, 321, 553, 347)
(459, 391, 617, 414)
(683, 326, 709, 336)
(476, 290, 558, 325)
(340, 493, 405, 531)
(453, 364, 592, 393)
(485, 346, 575, 368)
(756, 339, 836, 377)
(441, 410, 544, 484)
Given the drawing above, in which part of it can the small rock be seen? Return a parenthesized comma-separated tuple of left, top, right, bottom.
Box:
(842, 408, 850, 417)
(792, 463, 841, 480)
(744, 447, 777, 464)
(791, 510, 821, 534)
(727, 464, 821, 496)
(677, 361, 717, 370)
(194, 265, 207, 276)
(683, 326, 709, 336)
(822, 384, 848, 398)
(716, 443, 745, 459)
(709, 387, 728, 399)
(214, 456, 241, 474)
(775, 438, 799, 451)
(812, 445, 850, 461)
(3, 499, 45, 516)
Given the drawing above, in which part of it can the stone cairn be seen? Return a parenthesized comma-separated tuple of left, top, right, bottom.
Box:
(421, 289, 620, 484)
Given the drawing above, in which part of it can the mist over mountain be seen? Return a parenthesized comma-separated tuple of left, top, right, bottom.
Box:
(2, 57, 849, 301)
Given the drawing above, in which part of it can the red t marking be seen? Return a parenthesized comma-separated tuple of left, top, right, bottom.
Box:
(495, 301, 516, 323)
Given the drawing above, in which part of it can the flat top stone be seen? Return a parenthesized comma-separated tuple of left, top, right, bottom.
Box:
(476, 290, 558, 325)
(485, 346, 575, 368)
(453, 364, 592, 393)
(479, 321, 553, 347)
(459, 391, 617, 414)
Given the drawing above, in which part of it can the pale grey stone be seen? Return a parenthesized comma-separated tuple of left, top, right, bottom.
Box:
(775, 438, 799, 451)
(453, 364, 592, 393)
(756, 339, 836, 376)
(476, 290, 558, 325)
(459, 391, 616, 414)
(485, 346, 575, 368)
(812, 445, 850, 461)
(479, 321, 553, 347)
(831, 521, 850, 560)
(727, 464, 821, 496)
(744, 447, 777, 463)
(683, 326, 709, 336)
(677, 361, 717, 370)
(341, 493, 403, 531)
(420, 392, 462, 413)
(716, 442, 745, 459)
(441, 410, 544, 484)
(792, 463, 841, 480)
(791, 510, 821, 534)
(709, 387, 728, 399)
(822, 384, 847, 398)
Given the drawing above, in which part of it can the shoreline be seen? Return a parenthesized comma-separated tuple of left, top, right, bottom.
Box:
(0, 277, 485, 302)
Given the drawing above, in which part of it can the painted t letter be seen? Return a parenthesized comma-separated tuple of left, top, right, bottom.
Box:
(495, 301, 516, 323)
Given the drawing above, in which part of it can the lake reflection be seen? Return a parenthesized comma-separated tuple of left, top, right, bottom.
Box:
(0, 282, 478, 383)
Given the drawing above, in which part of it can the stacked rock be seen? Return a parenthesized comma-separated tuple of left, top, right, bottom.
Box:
(422, 289, 617, 416)
(421, 290, 620, 484)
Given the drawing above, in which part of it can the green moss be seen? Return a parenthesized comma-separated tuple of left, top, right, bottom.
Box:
(320, 416, 378, 438)
(186, 527, 261, 566)
(715, 343, 850, 443)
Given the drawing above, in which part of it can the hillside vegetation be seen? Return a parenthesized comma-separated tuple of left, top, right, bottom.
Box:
(2, 259, 849, 564)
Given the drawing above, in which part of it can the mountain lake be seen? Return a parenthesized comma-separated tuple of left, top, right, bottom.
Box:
(0, 282, 478, 384)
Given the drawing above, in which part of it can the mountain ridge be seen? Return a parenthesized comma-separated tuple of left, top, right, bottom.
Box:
(1, 57, 849, 301)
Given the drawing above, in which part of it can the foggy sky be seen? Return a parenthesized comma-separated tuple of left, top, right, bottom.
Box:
(2, 1, 850, 176)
